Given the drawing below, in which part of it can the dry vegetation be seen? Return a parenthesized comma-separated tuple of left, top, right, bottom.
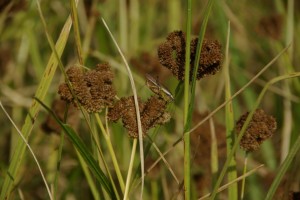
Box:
(0, 0, 300, 199)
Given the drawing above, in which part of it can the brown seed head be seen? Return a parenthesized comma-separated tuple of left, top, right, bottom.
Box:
(108, 95, 170, 138)
(158, 30, 186, 80)
(193, 39, 223, 79)
(235, 109, 277, 152)
(58, 63, 116, 113)
(158, 31, 222, 81)
(108, 96, 146, 138)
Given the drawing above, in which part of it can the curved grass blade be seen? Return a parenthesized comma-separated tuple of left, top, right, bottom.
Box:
(0, 15, 73, 200)
(265, 132, 300, 200)
(35, 98, 117, 199)
(210, 72, 300, 199)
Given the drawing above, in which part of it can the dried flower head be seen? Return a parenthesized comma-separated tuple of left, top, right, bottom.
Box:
(157, 30, 222, 80)
(108, 96, 146, 137)
(157, 31, 186, 80)
(235, 109, 277, 152)
(107, 95, 170, 138)
(192, 38, 223, 79)
(58, 63, 116, 113)
(41, 99, 79, 134)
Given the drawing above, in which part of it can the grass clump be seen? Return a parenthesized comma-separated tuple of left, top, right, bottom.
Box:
(1, 1, 300, 200)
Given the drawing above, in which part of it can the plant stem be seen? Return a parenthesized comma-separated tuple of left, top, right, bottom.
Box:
(123, 139, 138, 200)
(184, 0, 192, 198)
(224, 21, 238, 200)
(210, 72, 300, 199)
(240, 152, 248, 200)
(95, 114, 125, 192)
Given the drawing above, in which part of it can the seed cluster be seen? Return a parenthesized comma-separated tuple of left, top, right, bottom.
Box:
(235, 109, 277, 152)
(157, 30, 222, 80)
(108, 95, 170, 138)
(58, 63, 116, 113)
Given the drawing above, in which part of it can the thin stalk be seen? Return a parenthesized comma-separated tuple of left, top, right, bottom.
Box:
(183, 0, 192, 198)
(224, 21, 237, 199)
(123, 139, 138, 200)
(90, 116, 120, 199)
(53, 131, 65, 200)
(183, 1, 216, 196)
(0, 102, 53, 200)
(0, 5, 73, 199)
(101, 18, 144, 199)
(240, 152, 248, 200)
(189, 45, 290, 134)
(280, 0, 294, 163)
(167, 0, 181, 31)
(210, 72, 300, 199)
(209, 117, 219, 186)
(151, 181, 158, 200)
(265, 130, 300, 200)
(119, 0, 128, 53)
(147, 46, 290, 186)
(53, 105, 70, 200)
(82, 0, 97, 62)
(198, 165, 264, 200)
(70, 0, 83, 64)
(129, 0, 139, 55)
(76, 149, 101, 200)
(95, 114, 125, 192)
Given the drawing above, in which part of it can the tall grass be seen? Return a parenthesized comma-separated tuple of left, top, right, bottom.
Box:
(1, 1, 300, 199)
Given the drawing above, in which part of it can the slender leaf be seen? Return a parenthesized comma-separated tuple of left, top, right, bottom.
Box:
(0, 15, 72, 200)
(35, 98, 117, 199)
(265, 132, 300, 200)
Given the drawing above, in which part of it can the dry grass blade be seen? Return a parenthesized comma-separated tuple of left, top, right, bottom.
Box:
(0, 10, 73, 200)
(101, 18, 145, 200)
(198, 165, 264, 200)
(145, 45, 291, 189)
(0, 101, 53, 200)
(189, 44, 291, 134)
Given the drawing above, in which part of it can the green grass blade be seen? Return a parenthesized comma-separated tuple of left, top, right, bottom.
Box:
(70, 0, 83, 64)
(183, 0, 192, 198)
(62, 125, 115, 198)
(224, 22, 238, 199)
(265, 131, 300, 200)
(210, 72, 300, 199)
(184, 0, 215, 198)
(0, 15, 72, 200)
(187, 0, 215, 127)
(35, 98, 117, 199)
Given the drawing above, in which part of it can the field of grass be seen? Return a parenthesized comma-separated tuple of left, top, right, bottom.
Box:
(1, 0, 300, 199)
